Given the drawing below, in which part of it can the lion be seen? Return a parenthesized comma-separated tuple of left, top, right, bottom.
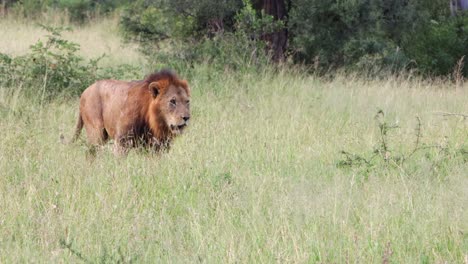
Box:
(70, 69, 191, 155)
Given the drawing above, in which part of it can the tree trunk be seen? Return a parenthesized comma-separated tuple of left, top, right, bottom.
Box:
(207, 18, 224, 36)
(259, 0, 288, 62)
(451, 0, 468, 15)
(1, 0, 6, 17)
(460, 0, 468, 10)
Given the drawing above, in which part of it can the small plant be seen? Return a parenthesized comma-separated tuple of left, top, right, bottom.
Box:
(60, 238, 138, 263)
(59, 239, 89, 262)
(337, 110, 466, 177)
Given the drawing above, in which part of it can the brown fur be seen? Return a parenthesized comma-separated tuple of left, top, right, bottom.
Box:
(71, 69, 191, 154)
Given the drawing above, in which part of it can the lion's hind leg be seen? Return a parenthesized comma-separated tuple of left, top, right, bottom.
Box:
(82, 121, 109, 157)
(84, 123, 108, 145)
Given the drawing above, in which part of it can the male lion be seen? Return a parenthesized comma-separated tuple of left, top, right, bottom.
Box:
(70, 69, 190, 155)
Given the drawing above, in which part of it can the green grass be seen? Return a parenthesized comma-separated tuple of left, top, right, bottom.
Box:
(0, 19, 467, 263)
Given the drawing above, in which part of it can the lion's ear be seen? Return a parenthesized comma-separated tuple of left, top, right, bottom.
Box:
(181, 80, 190, 95)
(148, 81, 160, 98)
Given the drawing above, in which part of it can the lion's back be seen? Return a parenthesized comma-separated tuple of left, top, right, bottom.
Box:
(81, 79, 140, 107)
(79, 79, 143, 138)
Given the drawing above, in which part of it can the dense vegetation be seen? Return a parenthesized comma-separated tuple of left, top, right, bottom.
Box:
(2, 0, 467, 77)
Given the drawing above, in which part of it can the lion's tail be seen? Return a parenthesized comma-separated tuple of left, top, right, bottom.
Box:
(71, 113, 84, 143)
(61, 113, 83, 144)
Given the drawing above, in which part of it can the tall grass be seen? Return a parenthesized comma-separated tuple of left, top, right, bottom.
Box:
(0, 18, 467, 263)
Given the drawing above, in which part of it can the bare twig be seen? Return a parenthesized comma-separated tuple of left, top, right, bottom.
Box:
(433, 111, 468, 119)
(59, 239, 91, 263)
(453, 56, 465, 89)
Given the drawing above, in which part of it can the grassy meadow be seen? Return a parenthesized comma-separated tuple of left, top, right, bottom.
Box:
(0, 18, 467, 263)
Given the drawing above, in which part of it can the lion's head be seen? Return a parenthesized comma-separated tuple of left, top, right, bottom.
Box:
(146, 71, 191, 137)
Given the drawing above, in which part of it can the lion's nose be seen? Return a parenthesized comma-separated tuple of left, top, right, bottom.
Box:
(183, 115, 190, 122)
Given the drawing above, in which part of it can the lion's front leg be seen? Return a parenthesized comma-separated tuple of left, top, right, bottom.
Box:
(113, 140, 128, 157)
(113, 130, 136, 157)
(148, 136, 172, 153)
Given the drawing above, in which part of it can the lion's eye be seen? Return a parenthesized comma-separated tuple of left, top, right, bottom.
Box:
(186, 100, 190, 105)
(170, 99, 176, 105)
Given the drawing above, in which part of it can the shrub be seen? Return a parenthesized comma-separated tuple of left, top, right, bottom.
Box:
(288, 0, 405, 72)
(337, 110, 467, 180)
(404, 15, 468, 77)
(0, 25, 140, 101)
(122, 0, 277, 73)
(120, 0, 242, 43)
(142, 33, 271, 76)
(120, 4, 190, 43)
(287, 0, 460, 76)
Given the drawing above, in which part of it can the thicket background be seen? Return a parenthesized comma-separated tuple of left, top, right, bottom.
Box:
(1, 0, 467, 78)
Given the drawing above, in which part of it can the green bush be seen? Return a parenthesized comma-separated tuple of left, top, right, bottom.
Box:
(404, 15, 468, 77)
(122, 0, 276, 74)
(288, 0, 406, 72)
(0, 25, 140, 101)
(142, 33, 271, 77)
(120, 0, 242, 43)
(120, 3, 192, 43)
(235, 0, 284, 39)
(287, 0, 461, 76)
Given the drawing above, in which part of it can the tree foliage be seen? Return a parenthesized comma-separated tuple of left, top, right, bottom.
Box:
(5, 0, 468, 77)
(404, 15, 468, 76)
(288, 0, 459, 75)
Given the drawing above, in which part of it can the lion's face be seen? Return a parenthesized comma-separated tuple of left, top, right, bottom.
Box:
(150, 82, 191, 135)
